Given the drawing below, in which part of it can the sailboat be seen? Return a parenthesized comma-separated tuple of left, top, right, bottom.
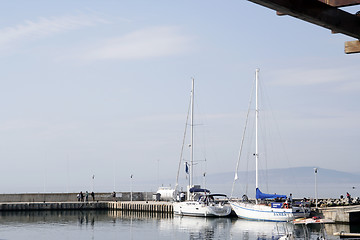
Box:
(173, 78, 232, 217)
(230, 69, 310, 222)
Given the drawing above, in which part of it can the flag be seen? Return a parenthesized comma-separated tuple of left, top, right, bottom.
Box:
(185, 162, 189, 174)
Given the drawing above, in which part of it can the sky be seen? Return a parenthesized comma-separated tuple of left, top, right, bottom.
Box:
(0, 1, 359, 194)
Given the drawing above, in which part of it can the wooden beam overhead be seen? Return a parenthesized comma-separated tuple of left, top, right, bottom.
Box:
(319, 0, 360, 7)
(248, 0, 360, 39)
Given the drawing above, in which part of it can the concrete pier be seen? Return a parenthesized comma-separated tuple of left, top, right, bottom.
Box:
(3, 193, 358, 223)
(0, 200, 173, 214)
(0, 192, 153, 203)
(0, 192, 174, 214)
(318, 205, 360, 223)
(0, 202, 108, 211)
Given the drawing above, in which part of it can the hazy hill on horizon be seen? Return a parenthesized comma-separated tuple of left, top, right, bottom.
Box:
(151, 166, 360, 199)
(204, 166, 360, 185)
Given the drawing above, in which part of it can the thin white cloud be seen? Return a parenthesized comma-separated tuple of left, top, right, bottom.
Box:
(337, 80, 360, 92)
(130, 113, 243, 123)
(80, 26, 192, 61)
(0, 14, 108, 47)
(270, 68, 347, 86)
(271, 107, 360, 137)
(0, 119, 78, 136)
(268, 66, 360, 93)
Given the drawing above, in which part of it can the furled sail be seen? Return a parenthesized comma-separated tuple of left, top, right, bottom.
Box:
(256, 188, 286, 200)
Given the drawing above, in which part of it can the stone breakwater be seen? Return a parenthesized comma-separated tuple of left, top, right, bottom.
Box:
(316, 197, 360, 207)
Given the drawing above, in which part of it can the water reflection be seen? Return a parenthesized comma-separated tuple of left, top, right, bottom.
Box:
(230, 219, 294, 239)
(109, 209, 173, 220)
(0, 210, 357, 239)
(170, 216, 232, 239)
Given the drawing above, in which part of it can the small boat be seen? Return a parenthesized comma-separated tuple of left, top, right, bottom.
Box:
(229, 69, 310, 222)
(173, 78, 232, 217)
(173, 191, 232, 217)
(293, 217, 334, 225)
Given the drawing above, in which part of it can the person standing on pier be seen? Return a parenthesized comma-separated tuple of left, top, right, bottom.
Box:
(80, 191, 84, 202)
(346, 192, 351, 204)
(91, 191, 95, 201)
(85, 191, 89, 202)
(288, 193, 293, 204)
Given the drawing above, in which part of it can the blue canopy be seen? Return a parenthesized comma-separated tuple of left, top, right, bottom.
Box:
(256, 188, 286, 200)
(189, 187, 210, 193)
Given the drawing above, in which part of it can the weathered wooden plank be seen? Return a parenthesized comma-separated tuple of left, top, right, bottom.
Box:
(345, 40, 360, 54)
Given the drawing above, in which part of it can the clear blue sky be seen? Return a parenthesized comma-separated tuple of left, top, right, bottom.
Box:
(0, 1, 359, 193)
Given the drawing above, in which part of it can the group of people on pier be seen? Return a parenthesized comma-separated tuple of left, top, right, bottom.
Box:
(77, 191, 95, 202)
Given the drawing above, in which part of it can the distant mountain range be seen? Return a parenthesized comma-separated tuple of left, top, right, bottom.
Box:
(150, 167, 360, 198)
(150, 166, 360, 186)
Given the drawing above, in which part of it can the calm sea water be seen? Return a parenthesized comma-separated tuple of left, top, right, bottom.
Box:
(0, 210, 358, 239)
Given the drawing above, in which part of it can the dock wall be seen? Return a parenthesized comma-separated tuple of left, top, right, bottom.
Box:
(0, 201, 173, 213)
(3, 193, 358, 222)
(0, 192, 154, 203)
(0, 202, 109, 211)
(318, 205, 360, 223)
(0, 193, 173, 214)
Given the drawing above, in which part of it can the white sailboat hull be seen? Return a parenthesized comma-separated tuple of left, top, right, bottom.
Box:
(173, 201, 232, 217)
(230, 201, 310, 222)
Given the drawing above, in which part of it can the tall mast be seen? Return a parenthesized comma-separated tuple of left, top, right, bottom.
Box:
(190, 78, 195, 188)
(255, 69, 259, 192)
